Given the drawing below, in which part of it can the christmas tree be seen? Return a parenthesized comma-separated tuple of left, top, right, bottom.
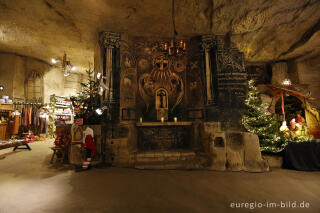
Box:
(70, 68, 102, 123)
(241, 80, 284, 153)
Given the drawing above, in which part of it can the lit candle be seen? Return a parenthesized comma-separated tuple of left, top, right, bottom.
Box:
(140, 117, 143, 123)
(169, 48, 171, 55)
(180, 40, 183, 48)
(177, 49, 179, 54)
(183, 42, 186, 50)
(174, 117, 177, 122)
(161, 117, 164, 123)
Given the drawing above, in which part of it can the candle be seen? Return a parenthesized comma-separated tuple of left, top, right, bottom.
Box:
(161, 117, 164, 123)
(180, 40, 183, 48)
(174, 117, 177, 122)
(169, 48, 171, 55)
(164, 43, 167, 50)
(139, 117, 143, 123)
(183, 42, 186, 50)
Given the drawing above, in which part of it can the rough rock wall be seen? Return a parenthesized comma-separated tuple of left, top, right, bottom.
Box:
(1, 0, 320, 70)
(271, 62, 288, 85)
(295, 55, 320, 131)
(296, 55, 320, 107)
(0, 53, 84, 103)
(0, 53, 23, 98)
(201, 121, 269, 172)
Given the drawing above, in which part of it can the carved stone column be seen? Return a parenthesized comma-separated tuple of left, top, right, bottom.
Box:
(201, 35, 216, 105)
(99, 31, 121, 121)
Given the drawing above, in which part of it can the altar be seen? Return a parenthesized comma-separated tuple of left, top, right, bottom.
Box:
(136, 122, 193, 151)
(97, 32, 269, 172)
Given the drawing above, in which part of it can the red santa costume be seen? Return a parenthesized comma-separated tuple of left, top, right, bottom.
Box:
(81, 126, 96, 170)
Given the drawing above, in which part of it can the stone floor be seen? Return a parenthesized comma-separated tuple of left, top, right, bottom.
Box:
(0, 142, 320, 213)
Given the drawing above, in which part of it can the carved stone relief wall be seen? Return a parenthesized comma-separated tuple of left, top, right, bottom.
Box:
(128, 37, 188, 121)
(116, 34, 248, 123)
(214, 38, 247, 108)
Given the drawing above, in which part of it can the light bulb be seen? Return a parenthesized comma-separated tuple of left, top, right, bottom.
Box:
(282, 79, 291, 85)
(51, 58, 57, 64)
(71, 66, 76, 71)
(96, 108, 103, 115)
(97, 72, 101, 79)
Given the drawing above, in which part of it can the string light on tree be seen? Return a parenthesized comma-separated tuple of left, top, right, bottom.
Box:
(241, 80, 284, 153)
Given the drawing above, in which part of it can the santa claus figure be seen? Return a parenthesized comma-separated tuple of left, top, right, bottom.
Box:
(81, 126, 96, 170)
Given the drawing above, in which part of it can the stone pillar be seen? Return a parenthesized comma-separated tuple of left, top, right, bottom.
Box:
(201, 35, 216, 105)
(99, 31, 121, 121)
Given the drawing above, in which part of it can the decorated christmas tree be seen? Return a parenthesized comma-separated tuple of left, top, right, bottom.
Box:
(241, 80, 284, 153)
(70, 68, 102, 123)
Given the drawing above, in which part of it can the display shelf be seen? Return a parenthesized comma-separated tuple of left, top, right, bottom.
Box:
(0, 103, 12, 140)
(0, 103, 13, 111)
(55, 105, 71, 108)
(50, 95, 74, 125)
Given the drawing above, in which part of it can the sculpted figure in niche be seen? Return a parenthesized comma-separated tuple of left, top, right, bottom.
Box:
(156, 89, 168, 109)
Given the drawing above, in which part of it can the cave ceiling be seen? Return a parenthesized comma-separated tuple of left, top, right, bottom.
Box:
(0, 0, 320, 72)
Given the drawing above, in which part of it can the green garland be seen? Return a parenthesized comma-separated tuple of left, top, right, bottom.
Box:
(48, 94, 56, 138)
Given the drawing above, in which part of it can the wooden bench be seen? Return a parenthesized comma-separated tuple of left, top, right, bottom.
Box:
(0, 140, 31, 151)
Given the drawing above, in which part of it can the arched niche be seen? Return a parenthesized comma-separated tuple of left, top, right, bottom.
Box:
(155, 88, 168, 110)
(155, 88, 169, 121)
(25, 70, 44, 103)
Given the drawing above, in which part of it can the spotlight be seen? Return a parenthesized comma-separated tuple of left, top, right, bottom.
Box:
(95, 106, 109, 115)
(97, 72, 101, 79)
(51, 58, 57, 64)
(279, 121, 288, 132)
(96, 108, 103, 115)
(97, 73, 107, 80)
(71, 66, 76, 71)
(0, 85, 4, 91)
(282, 79, 291, 85)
